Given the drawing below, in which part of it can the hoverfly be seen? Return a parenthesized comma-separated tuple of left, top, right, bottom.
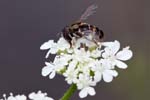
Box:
(61, 4, 104, 47)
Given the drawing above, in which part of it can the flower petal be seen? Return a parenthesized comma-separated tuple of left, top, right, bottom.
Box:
(45, 50, 51, 58)
(49, 71, 56, 79)
(102, 41, 114, 47)
(49, 47, 58, 54)
(106, 70, 118, 77)
(57, 37, 70, 50)
(28, 92, 36, 99)
(111, 40, 120, 54)
(87, 87, 96, 96)
(115, 60, 128, 69)
(103, 70, 113, 83)
(116, 46, 133, 61)
(41, 67, 53, 77)
(44, 97, 54, 100)
(40, 40, 54, 50)
(102, 40, 120, 52)
(94, 71, 102, 82)
(15, 95, 27, 100)
(7, 96, 16, 100)
(68, 60, 78, 69)
(79, 88, 88, 98)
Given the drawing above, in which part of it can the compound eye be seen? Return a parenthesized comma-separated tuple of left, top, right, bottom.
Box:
(79, 24, 89, 31)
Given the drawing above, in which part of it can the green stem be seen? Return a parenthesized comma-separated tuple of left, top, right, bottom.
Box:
(60, 84, 77, 100)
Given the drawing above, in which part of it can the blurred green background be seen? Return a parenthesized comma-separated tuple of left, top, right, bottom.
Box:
(0, 0, 149, 100)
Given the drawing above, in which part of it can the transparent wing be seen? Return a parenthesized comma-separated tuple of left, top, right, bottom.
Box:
(79, 4, 98, 21)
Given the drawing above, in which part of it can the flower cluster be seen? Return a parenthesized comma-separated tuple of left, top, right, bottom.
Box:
(0, 91, 54, 100)
(40, 37, 133, 98)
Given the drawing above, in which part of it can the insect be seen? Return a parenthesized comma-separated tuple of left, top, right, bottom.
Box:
(62, 4, 104, 47)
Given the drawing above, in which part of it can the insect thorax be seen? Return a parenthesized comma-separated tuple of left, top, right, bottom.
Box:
(62, 22, 104, 47)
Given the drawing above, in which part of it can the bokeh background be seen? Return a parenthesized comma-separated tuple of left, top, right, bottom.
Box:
(0, 0, 149, 100)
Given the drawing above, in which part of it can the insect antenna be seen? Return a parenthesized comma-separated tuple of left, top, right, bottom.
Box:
(79, 4, 98, 21)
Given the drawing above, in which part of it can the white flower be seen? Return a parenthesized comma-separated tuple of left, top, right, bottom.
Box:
(53, 55, 72, 71)
(79, 86, 96, 98)
(76, 74, 96, 98)
(73, 48, 92, 63)
(57, 37, 70, 51)
(90, 47, 102, 58)
(40, 37, 70, 58)
(14, 95, 26, 100)
(91, 59, 118, 83)
(40, 36, 133, 99)
(0, 91, 54, 100)
(63, 60, 78, 84)
(41, 62, 56, 79)
(29, 91, 54, 100)
(40, 40, 57, 58)
(42, 55, 72, 79)
(102, 40, 133, 69)
(76, 74, 96, 89)
(5, 93, 27, 100)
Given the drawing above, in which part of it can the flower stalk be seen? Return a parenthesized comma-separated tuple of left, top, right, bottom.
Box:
(60, 84, 77, 100)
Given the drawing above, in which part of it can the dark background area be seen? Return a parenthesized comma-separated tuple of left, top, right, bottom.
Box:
(0, 0, 149, 100)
